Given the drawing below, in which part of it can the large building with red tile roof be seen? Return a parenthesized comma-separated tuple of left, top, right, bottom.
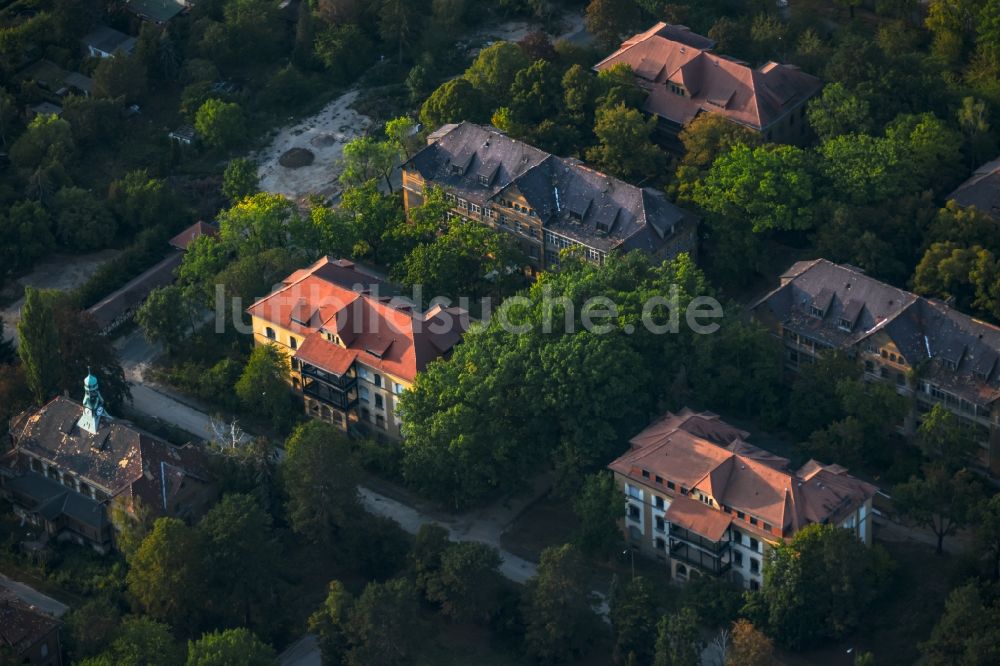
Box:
(609, 409, 877, 588)
(1, 374, 214, 553)
(246, 257, 470, 439)
(594, 22, 821, 149)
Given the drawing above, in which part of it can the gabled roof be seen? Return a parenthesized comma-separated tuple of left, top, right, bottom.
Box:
(948, 156, 1000, 221)
(0, 590, 60, 656)
(247, 257, 469, 382)
(169, 221, 219, 251)
(86, 251, 183, 331)
(405, 123, 699, 254)
(753, 259, 1000, 406)
(594, 22, 821, 131)
(610, 409, 877, 540)
(81, 25, 136, 55)
(9, 397, 211, 516)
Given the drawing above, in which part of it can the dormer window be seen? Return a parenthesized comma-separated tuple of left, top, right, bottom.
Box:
(809, 305, 825, 318)
(837, 317, 852, 331)
(478, 174, 489, 186)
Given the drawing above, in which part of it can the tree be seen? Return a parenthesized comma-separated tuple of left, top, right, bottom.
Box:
(693, 143, 817, 233)
(610, 576, 658, 665)
(93, 53, 147, 100)
(727, 620, 773, 666)
(223, 158, 260, 202)
(393, 217, 526, 306)
(957, 97, 994, 167)
(917, 403, 978, 471)
(344, 578, 421, 666)
(282, 421, 361, 544)
(748, 524, 892, 649)
(198, 493, 281, 628)
(66, 597, 121, 662)
(186, 628, 276, 666)
(52, 187, 117, 250)
(920, 583, 1000, 665)
(309, 580, 354, 664)
(573, 471, 624, 557)
(51, 302, 131, 410)
(0, 201, 54, 277)
(108, 170, 183, 234)
(0, 86, 15, 146)
(313, 23, 374, 84)
(17, 287, 60, 403)
(419, 78, 486, 130)
(9, 113, 74, 171)
(586, 102, 665, 182)
(423, 541, 502, 622)
(562, 64, 599, 118)
(340, 136, 397, 192)
(177, 235, 231, 304)
(806, 82, 873, 141)
(977, 494, 1000, 580)
(586, 0, 640, 50)
(894, 465, 984, 555)
(521, 544, 599, 663)
(235, 343, 292, 428)
(218, 192, 303, 256)
(508, 59, 562, 127)
(0, 319, 15, 365)
(410, 523, 451, 593)
(384, 116, 420, 160)
(83, 617, 183, 666)
(136, 285, 197, 354)
(337, 181, 407, 265)
(677, 113, 761, 170)
(653, 607, 702, 666)
(126, 518, 205, 631)
(463, 41, 531, 107)
(195, 98, 247, 150)
(786, 350, 859, 438)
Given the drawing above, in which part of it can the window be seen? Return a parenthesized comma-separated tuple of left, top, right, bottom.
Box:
(360, 386, 370, 402)
(667, 481, 676, 490)
(393, 383, 404, 395)
(809, 305, 825, 318)
(641, 469, 650, 479)
(655, 516, 665, 532)
(375, 394, 384, 410)
(733, 551, 743, 567)
(265, 327, 276, 340)
(864, 360, 874, 373)
(680, 487, 689, 496)
(750, 580, 760, 591)
(376, 414, 386, 430)
(628, 504, 640, 521)
(749, 517, 758, 526)
(896, 372, 905, 386)
(655, 475, 663, 484)
(749, 538, 759, 552)
(763, 522, 772, 532)
(654, 496, 664, 509)
(737, 511, 745, 520)
(374, 374, 382, 388)
(458, 198, 468, 210)
(626, 485, 642, 500)
(838, 318, 851, 331)
(655, 537, 666, 550)
(471, 203, 482, 214)
(290, 337, 298, 350)
(750, 558, 760, 574)
(479, 175, 489, 186)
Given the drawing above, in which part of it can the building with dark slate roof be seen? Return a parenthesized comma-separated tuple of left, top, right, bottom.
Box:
(752, 259, 1000, 474)
(1, 374, 214, 553)
(0, 589, 62, 665)
(948, 155, 1000, 221)
(402, 122, 699, 274)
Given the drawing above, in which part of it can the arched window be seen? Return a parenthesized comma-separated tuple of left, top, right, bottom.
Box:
(675, 563, 688, 581)
(265, 327, 276, 340)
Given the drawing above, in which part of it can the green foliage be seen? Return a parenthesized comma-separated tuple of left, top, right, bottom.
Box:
(309, 580, 354, 664)
(677, 575, 744, 630)
(463, 41, 531, 107)
(786, 350, 859, 438)
(82, 616, 183, 666)
(653, 607, 702, 666)
(65, 596, 121, 662)
(186, 628, 277, 666)
(344, 578, 422, 666)
(610, 576, 659, 665)
(126, 518, 205, 632)
(521, 544, 600, 663)
(727, 619, 774, 666)
(807, 82, 874, 141)
(108, 170, 184, 235)
(17, 287, 60, 403)
(222, 158, 260, 203)
(52, 186, 117, 250)
(282, 421, 361, 545)
(314, 24, 374, 85)
(572, 471, 623, 557)
(586, 102, 665, 182)
(195, 98, 247, 150)
(384, 116, 421, 160)
(747, 524, 893, 649)
(336, 181, 408, 265)
(0, 201, 53, 280)
(340, 136, 398, 192)
(917, 403, 978, 471)
(93, 53, 148, 101)
(676, 113, 762, 170)
(235, 343, 293, 429)
(585, 0, 641, 50)
(218, 192, 303, 256)
(9, 113, 74, 172)
(920, 582, 1000, 665)
(419, 78, 485, 129)
(424, 541, 502, 622)
(893, 465, 985, 554)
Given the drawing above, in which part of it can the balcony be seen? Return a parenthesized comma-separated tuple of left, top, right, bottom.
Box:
(669, 524, 730, 554)
(303, 380, 359, 411)
(301, 364, 357, 391)
(670, 541, 731, 575)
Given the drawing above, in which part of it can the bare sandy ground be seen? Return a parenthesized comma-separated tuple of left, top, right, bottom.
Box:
(254, 89, 372, 205)
(1, 249, 120, 347)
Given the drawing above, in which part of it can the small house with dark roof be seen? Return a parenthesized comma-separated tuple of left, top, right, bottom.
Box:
(752, 258, 1000, 474)
(247, 257, 469, 440)
(402, 122, 699, 274)
(610, 408, 876, 588)
(81, 25, 136, 59)
(594, 22, 821, 150)
(0, 590, 62, 665)
(1, 374, 214, 553)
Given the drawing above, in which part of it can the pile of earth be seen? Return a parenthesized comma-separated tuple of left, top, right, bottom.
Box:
(278, 147, 315, 168)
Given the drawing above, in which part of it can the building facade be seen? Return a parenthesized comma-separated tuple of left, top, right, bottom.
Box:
(1, 374, 213, 553)
(594, 23, 822, 150)
(402, 122, 699, 274)
(752, 259, 1000, 475)
(609, 409, 876, 589)
(246, 257, 469, 440)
